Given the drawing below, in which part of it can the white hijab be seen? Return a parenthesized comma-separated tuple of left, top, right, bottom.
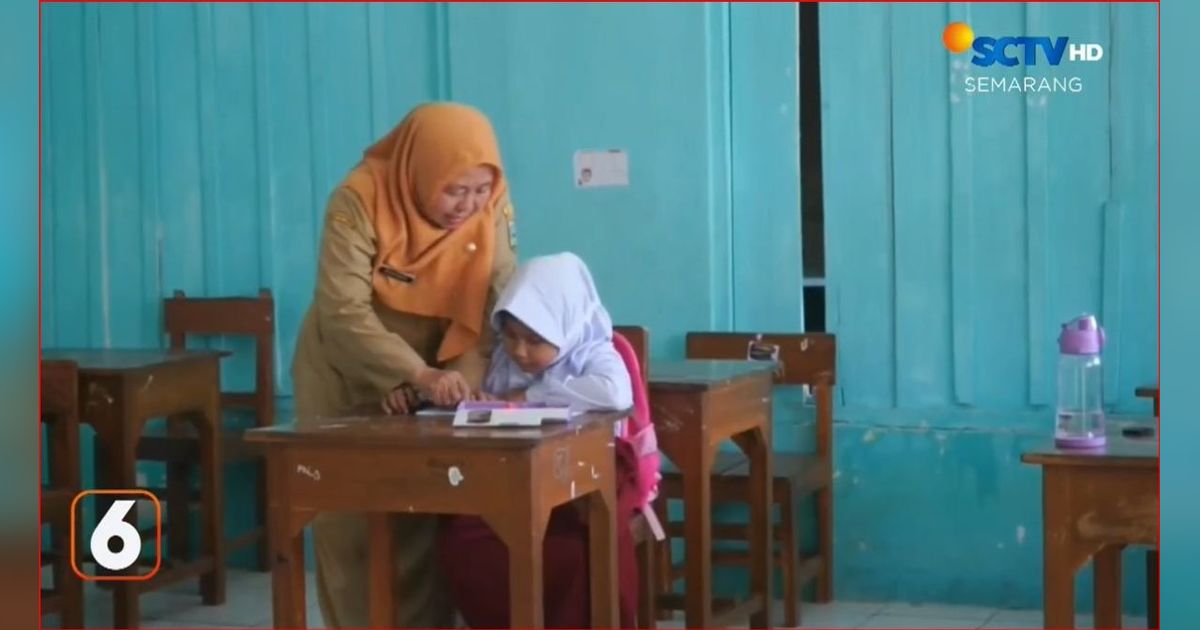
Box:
(483, 252, 614, 395)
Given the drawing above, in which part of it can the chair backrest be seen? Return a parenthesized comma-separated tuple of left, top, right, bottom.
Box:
(685, 331, 836, 457)
(164, 289, 276, 425)
(685, 332, 835, 386)
(611, 326, 661, 513)
(40, 360, 81, 492)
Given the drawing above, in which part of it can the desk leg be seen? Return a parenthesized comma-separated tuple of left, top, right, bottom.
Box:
(266, 463, 306, 629)
(368, 513, 397, 628)
(508, 508, 546, 628)
(197, 386, 226, 606)
(1042, 472, 1077, 629)
(588, 485, 619, 629)
(269, 527, 307, 629)
(164, 416, 193, 565)
(1043, 542, 1076, 629)
(682, 446, 714, 629)
(48, 414, 84, 630)
(735, 428, 773, 630)
(1094, 545, 1124, 629)
(102, 427, 142, 629)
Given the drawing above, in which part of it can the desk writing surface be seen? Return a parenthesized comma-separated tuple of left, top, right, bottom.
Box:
(1021, 431, 1159, 468)
(245, 411, 624, 450)
(647, 360, 775, 392)
(41, 348, 228, 373)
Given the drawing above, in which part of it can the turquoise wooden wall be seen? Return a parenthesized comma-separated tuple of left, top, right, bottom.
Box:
(40, 0, 804, 580)
(821, 2, 1156, 417)
(42, 1, 1157, 614)
(818, 2, 1157, 612)
(40, 2, 802, 393)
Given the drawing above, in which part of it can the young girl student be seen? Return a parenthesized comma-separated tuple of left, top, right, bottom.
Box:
(429, 252, 647, 628)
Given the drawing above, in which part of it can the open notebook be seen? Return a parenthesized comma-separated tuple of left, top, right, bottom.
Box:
(412, 401, 571, 426)
(448, 400, 572, 428)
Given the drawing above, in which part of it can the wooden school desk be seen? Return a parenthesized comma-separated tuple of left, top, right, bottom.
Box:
(244, 411, 625, 629)
(648, 361, 775, 628)
(1022, 431, 1159, 629)
(41, 348, 227, 629)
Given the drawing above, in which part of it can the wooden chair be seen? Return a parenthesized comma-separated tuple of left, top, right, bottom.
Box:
(1136, 384, 1159, 629)
(614, 325, 661, 629)
(41, 359, 84, 629)
(658, 332, 836, 627)
(138, 289, 275, 570)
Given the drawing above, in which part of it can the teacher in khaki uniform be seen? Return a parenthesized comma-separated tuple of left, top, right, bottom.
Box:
(291, 102, 518, 628)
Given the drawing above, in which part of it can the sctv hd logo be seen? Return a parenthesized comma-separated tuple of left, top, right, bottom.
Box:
(943, 22, 1101, 94)
(942, 22, 1103, 66)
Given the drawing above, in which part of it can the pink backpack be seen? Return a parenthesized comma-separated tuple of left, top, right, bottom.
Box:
(611, 332, 665, 541)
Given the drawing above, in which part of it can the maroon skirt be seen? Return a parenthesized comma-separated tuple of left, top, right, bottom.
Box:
(437, 439, 642, 629)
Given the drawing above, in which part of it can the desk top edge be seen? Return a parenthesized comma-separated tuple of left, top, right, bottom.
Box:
(647, 359, 775, 391)
(245, 409, 626, 449)
(42, 348, 230, 373)
(1021, 436, 1159, 468)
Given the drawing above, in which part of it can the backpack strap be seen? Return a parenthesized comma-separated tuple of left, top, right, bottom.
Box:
(611, 332, 665, 541)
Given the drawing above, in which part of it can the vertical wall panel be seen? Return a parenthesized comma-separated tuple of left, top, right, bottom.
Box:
(156, 5, 206, 300)
(136, 4, 163, 348)
(964, 3, 1028, 410)
(254, 4, 319, 394)
(1023, 2, 1052, 406)
(96, 5, 144, 347)
(947, 1, 977, 406)
(891, 3, 954, 407)
(730, 3, 804, 333)
(81, 6, 107, 346)
(1109, 3, 1158, 406)
(820, 3, 896, 407)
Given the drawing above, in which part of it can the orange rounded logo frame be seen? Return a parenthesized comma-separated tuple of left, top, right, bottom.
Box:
(68, 489, 162, 582)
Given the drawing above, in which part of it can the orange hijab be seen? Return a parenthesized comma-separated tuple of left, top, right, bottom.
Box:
(341, 103, 505, 363)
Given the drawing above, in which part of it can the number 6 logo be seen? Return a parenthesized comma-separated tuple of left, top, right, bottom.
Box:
(70, 490, 161, 581)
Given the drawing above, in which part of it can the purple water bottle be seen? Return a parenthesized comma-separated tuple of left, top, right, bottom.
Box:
(1055, 314, 1106, 449)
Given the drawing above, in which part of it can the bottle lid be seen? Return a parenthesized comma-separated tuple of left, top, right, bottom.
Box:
(1058, 314, 1105, 356)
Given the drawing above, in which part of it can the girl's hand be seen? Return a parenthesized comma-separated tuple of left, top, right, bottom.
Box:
(471, 391, 499, 402)
(414, 368, 473, 407)
(381, 385, 419, 415)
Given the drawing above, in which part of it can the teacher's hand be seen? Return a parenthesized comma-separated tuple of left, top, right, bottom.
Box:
(381, 385, 419, 415)
(414, 368, 473, 407)
(471, 390, 498, 402)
